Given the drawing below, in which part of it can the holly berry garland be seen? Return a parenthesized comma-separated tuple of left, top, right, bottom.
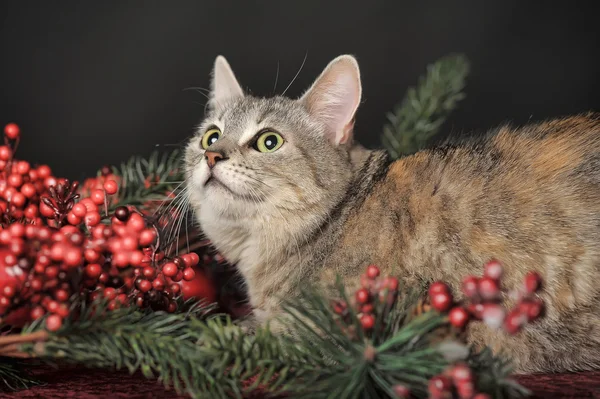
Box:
(0, 55, 546, 398)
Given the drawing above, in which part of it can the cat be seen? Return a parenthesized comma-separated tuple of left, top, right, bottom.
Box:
(184, 54, 600, 374)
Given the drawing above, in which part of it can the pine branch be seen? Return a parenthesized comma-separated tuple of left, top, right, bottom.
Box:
(0, 358, 42, 392)
(111, 149, 184, 212)
(382, 54, 470, 159)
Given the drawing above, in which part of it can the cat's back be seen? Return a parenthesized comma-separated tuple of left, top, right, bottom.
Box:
(375, 113, 600, 287)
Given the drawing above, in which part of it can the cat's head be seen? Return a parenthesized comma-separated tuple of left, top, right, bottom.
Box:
(184, 54, 363, 224)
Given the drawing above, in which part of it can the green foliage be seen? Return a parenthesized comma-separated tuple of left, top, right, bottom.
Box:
(12, 280, 527, 399)
(382, 54, 470, 159)
(110, 149, 184, 211)
(0, 359, 42, 392)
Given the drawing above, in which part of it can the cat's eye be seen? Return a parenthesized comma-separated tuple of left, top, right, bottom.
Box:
(201, 128, 222, 149)
(254, 131, 284, 153)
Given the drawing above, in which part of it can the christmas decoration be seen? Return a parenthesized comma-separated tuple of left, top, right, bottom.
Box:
(0, 54, 547, 398)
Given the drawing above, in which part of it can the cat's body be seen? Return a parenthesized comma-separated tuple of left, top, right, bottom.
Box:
(184, 55, 600, 374)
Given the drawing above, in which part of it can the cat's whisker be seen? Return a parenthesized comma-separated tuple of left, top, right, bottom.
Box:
(281, 51, 308, 96)
(272, 61, 280, 94)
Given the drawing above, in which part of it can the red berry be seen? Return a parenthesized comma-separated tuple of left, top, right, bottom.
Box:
(360, 313, 376, 330)
(524, 271, 542, 294)
(80, 198, 98, 213)
(64, 248, 82, 267)
(0, 146, 12, 161)
(90, 189, 106, 205)
(332, 300, 347, 315)
(138, 229, 156, 247)
(8, 223, 25, 237)
(473, 394, 492, 399)
(46, 315, 63, 332)
(162, 262, 178, 277)
(456, 380, 476, 399)
(56, 304, 69, 318)
(152, 277, 166, 291)
(8, 174, 23, 188)
(67, 212, 81, 225)
(103, 287, 117, 300)
(55, 289, 69, 302)
(40, 201, 55, 218)
(187, 252, 200, 266)
(182, 267, 196, 281)
(0, 296, 10, 307)
(11, 192, 26, 208)
(4, 123, 20, 139)
(431, 292, 453, 312)
(428, 375, 452, 397)
(392, 384, 410, 398)
(172, 271, 183, 282)
(129, 250, 144, 266)
(477, 277, 501, 300)
(355, 288, 370, 304)
(448, 306, 470, 329)
(16, 161, 30, 174)
(167, 301, 177, 313)
(461, 276, 479, 298)
(366, 264, 380, 279)
(30, 306, 45, 320)
(360, 303, 374, 313)
(46, 300, 59, 313)
(103, 180, 118, 195)
(127, 213, 146, 232)
(518, 298, 545, 321)
(84, 211, 101, 227)
(50, 243, 65, 261)
(112, 251, 130, 268)
(2, 285, 15, 298)
(483, 260, 503, 280)
(20, 183, 36, 198)
(383, 276, 399, 291)
(138, 279, 152, 292)
(170, 283, 181, 295)
(428, 282, 450, 297)
(481, 303, 506, 329)
(450, 363, 473, 383)
(72, 203, 87, 217)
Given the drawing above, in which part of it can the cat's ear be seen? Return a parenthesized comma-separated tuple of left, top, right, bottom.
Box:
(300, 55, 361, 145)
(209, 55, 244, 110)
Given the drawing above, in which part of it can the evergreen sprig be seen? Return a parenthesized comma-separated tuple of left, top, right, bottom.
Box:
(9, 279, 528, 399)
(111, 149, 184, 211)
(382, 54, 470, 159)
(0, 358, 42, 392)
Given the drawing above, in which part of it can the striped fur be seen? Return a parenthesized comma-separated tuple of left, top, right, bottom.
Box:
(184, 55, 600, 373)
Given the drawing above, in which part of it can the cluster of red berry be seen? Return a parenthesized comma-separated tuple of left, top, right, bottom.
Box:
(392, 361, 493, 399)
(0, 123, 207, 332)
(426, 362, 491, 399)
(428, 260, 544, 334)
(332, 264, 399, 334)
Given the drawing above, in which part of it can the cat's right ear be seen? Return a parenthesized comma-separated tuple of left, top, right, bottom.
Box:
(209, 56, 244, 111)
(300, 55, 362, 145)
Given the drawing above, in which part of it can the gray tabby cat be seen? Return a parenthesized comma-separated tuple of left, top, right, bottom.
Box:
(184, 55, 600, 374)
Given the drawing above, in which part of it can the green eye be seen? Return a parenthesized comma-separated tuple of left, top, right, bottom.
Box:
(201, 128, 221, 149)
(254, 132, 284, 153)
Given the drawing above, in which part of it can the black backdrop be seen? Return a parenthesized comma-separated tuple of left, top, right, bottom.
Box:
(1, 1, 599, 180)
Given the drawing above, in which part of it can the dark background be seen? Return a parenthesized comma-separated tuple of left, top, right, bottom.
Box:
(1, 1, 599, 180)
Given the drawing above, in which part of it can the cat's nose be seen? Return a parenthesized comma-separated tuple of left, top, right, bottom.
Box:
(205, 151, 225, 169)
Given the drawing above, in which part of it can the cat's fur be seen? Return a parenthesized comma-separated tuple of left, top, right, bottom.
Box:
(184, 55, 600, 373)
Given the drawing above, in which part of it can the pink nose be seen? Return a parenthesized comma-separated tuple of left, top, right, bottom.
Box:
(205, 151, 224, 169)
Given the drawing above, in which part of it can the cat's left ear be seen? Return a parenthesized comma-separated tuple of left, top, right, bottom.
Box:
(300, 55, 362, 145)
(209, 55, 244, 111)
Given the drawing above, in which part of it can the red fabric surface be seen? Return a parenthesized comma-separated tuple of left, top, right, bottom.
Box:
(0, 364, 598, 398)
